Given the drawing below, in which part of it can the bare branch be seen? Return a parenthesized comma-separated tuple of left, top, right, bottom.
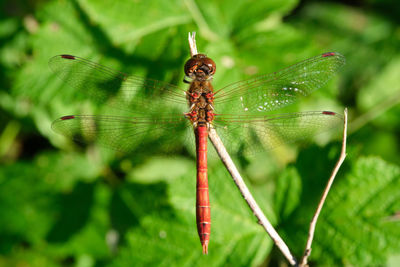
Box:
(299, 108, 348, 267)
(188, 32, 198, 56)
(208, 128, 298, 266)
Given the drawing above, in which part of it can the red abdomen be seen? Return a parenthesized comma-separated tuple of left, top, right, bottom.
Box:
(195, 125, 210, 254)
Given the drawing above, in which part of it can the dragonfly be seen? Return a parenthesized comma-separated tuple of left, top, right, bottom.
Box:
(50, 47, 345, 254)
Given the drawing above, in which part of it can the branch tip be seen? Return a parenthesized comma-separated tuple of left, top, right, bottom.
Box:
(188, 32, 198, 56)
(300, 107, 348, 266)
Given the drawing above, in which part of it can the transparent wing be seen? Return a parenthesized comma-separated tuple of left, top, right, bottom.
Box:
(213, 52, 345, 113)
(52, 114, 192, 153)
(212, 111, 343, 155)
(49, 55, 188, 114)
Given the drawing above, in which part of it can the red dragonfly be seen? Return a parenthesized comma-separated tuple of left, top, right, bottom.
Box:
(50, 50, 345, 254)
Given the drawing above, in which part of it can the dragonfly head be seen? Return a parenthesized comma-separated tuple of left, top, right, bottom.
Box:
(184, 54, 216, 81)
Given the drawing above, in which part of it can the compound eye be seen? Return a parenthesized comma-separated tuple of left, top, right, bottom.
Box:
(184, 58, 200, 76)
(202, 58, 216, 75)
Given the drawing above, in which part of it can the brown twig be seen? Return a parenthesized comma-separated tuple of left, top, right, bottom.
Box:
(208, 128, 298, 265)
(188, 32, 198, 56)
(299, 108, 348, 267)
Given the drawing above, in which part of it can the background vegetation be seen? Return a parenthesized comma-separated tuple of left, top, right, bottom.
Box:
(1, 0, 400, 266)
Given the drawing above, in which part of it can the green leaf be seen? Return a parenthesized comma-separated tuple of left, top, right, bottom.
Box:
(35, 151, 102, 190)
(274, 166, 302, 220)
(193, 0, 298, 38)
(128, 156, 193, 183)
(0, 162, 58, 249)
(44, 182, 111, 259)
(80, 0, 191, 49)
(357, 55, 400, 129)
(284, 156, 400, 266)
(360, 57, 400, 107)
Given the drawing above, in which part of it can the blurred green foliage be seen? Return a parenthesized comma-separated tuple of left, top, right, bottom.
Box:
(1, 0, 400, 266)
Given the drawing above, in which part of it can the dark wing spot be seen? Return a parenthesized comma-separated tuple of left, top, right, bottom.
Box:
(61, 115, 75, 120)
(61, 55, 76, 60)
(322, 111, 336, 115)
(322, 52, 336, 57)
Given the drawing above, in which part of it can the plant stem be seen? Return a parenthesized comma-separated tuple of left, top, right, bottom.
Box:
(208, 128, 298, 266)
(299, 108, 348, 267)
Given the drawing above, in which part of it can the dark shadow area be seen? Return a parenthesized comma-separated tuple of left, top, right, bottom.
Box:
(289, 0, 400, 24)
(349, 123, 400, 165)
(110, 189, 140, 234)
(0, 109, 12, 132)
(0, 233, 29, 254)
(109, 181, 176, 245)
(0, 0, 43, 18)
(46, 181, 95, 242)
(371, 0, 400, 24)
(277, 143, 351, 254)
(19, 131, 53, 160)
(0, 1, 30, 95)
(295, 143, 347, 207)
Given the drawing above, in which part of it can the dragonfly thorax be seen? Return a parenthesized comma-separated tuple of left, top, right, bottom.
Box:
(186, 80, 215, 126)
